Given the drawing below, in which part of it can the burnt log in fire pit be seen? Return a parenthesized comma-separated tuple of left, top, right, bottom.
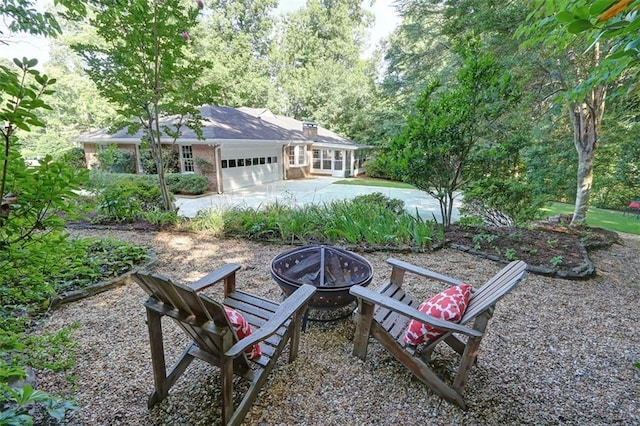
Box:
(270, 245, 373, 310)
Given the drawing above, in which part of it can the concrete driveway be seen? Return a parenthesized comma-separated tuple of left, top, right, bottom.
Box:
(175, 177, 461, 223)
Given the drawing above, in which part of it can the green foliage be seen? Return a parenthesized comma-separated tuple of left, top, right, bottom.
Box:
(143, 208, 179, 227)
(540, 0, 640, 97)
(49, 238, 149, 293)
(271, 0, 376, 140)
(550, 255, 564, 267)
(190, 209, 225, 235)
(202, 193, 437, 250)
(94, 145, 135, 173)
(351, 192, 405, 214)
(192, 0, 276, 107)
(363, 155, 406, 181)
(0, 235, 147, 424)
(0, 383, 78, 425)
(53, 147, 86, 169)
(25, 327, 78, 372)
(462, 177, 547, 225)
(88, 171, 208, 196)
(73, 0, 213, 212)
(96, 178, 165, 223)
(165, 173, 209, 195)
(390, 38, 519, 228)
(139, 148, 179, 174)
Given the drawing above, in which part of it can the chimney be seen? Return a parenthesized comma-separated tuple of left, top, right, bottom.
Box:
(302, 121, 318, 141)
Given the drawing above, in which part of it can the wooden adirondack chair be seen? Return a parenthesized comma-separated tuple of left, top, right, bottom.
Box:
(132, 264, 315, 426)
(350, 259, 527, 410)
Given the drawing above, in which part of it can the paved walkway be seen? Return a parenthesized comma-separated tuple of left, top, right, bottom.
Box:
(175, 177, 461, 223)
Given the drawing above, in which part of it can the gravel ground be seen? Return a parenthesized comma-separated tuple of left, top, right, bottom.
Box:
(32, 229, 640, 425)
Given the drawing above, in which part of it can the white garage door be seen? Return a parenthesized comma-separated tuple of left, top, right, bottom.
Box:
(221, 146, 281, 191)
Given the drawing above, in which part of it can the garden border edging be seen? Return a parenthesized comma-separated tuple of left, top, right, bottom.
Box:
(50, 251, 158, 309)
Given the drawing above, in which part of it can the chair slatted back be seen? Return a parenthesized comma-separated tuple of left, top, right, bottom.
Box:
(461, 260, 527, 323)
(132, 271, 251, 370)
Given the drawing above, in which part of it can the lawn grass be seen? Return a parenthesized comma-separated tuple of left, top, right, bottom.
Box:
(333, 178, 415, 189)
(542, 202, 640, 235)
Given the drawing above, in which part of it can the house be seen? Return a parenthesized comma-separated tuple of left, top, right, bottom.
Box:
(78, 105, 371, 193)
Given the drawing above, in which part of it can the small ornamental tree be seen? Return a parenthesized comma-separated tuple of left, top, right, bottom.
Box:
(73, 0, 215, 212)
(391, 40, 518, 228)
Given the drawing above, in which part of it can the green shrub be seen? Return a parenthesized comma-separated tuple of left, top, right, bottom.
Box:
(139, 148, 180, 174)
(462, 177, 547, 226)
(190, 208, 225, 234)
(95, 145, 136, 173)
(96, 178, 165, 222)
(54, 147, 86, 169)
(88, 172, 208, 196)
(165, 173, 209, 194)
(351, 192, 405, 214)
(143, 207, 179, 227)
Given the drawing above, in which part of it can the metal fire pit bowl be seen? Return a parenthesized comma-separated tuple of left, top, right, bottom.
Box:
(270, 245, 373, 309)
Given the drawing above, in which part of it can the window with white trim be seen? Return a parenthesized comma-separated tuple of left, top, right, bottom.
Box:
(287, 146, 307, 166)
(180, 145, 194, 172)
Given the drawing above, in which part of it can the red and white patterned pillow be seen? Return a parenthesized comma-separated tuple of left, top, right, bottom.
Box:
(403, 284, 473, 345)
(223, 305, 262, 359)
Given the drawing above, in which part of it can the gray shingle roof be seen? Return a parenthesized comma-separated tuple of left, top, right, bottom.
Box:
(76, 105, 368, 150)
(78, 105, 304, 143)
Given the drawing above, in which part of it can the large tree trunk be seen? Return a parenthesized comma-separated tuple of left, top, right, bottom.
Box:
(146, 115, 174, 213)
(566, 43, 606, 226)
(567, 85, 605, 225)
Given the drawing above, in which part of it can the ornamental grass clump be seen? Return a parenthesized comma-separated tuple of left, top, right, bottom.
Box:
(195, 192, 438, 250)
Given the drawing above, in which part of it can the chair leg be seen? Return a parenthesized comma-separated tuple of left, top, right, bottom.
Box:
(146, 309, 195, 408)
(371, 323, 467, 409)
(289, 308, 305, 363)
(352, 299, 375, 360)
(453, 314, 489, 392)
(146, 309, 168, 407)
(221, 355, 234, 426)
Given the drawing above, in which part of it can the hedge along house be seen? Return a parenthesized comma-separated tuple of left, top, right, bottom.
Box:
(78, 105, 370, 193)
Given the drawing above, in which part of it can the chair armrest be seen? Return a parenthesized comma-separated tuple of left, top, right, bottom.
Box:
(387, 258, 464, 286)
(188, 263, 242, 292)
(350, 285, 482, 338)
(225, 284, 316, 358)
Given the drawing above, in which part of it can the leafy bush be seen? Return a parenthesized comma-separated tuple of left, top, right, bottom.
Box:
(189, 209, 225, 234)
(364, 155, 405, 181)
(462, 177, 547, 226)
(88, 172, 208, 196)
(143, 207, 180, 227)
(96, 178, 165, 222)
(95, 145, 136, 173)
(165, 173, 209, 194)
(139, 147, 180, 174)
(54, 147, 86, 169)
(352, 192, 405, 214)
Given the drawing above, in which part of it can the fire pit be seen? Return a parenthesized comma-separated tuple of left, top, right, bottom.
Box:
(270, 245, 373, 311)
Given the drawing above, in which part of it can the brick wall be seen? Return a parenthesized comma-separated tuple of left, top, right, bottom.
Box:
(192, 144, 217, 192)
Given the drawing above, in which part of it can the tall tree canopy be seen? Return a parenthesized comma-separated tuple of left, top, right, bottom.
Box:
(192, 0, 278, 107)
(272, 0, 374, 126)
